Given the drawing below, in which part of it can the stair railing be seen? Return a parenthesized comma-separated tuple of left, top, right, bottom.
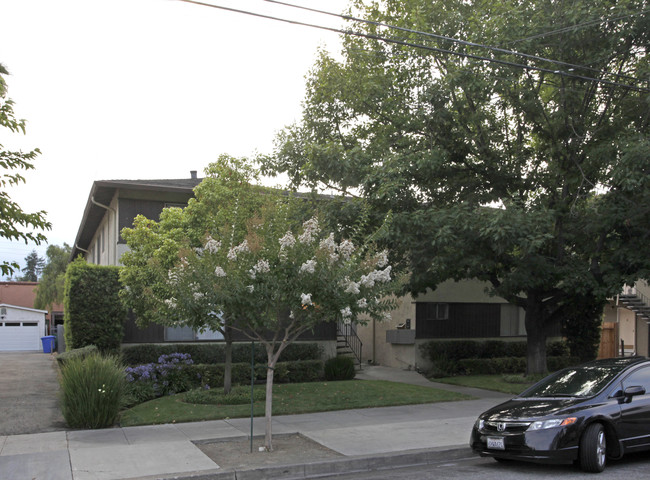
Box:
(337, 320, 363, 368)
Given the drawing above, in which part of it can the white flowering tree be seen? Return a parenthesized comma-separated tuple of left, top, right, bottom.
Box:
(165, 212, 396, 450)
(121, 158, 397, 450)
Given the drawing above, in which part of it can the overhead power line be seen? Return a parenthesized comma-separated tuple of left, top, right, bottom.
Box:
(176, 0, 650, 92)
(263, 0, 644, 84)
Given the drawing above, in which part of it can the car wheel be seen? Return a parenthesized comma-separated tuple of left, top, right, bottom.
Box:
(579, 423, 606, 473)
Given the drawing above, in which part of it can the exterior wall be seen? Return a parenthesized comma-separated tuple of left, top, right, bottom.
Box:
(356, 279, 527, 369)
(87, 194, 119, 266)
(0, 282, 39, 307)
(357, 293, 418, 369)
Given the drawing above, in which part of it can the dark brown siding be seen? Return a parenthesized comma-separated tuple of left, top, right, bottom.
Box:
(123, 312, 165, 343)
(416, 303, 501, 339)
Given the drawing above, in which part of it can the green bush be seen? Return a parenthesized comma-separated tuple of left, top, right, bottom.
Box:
(64, 259, 126, 352)
(120, 342, 323, 366)
(459, 356, 581, 375)
(324, 356, 356, 381)
(184, 385, 266, 405)
(56, 345, 99, 367)
(59, 353, 125, 429)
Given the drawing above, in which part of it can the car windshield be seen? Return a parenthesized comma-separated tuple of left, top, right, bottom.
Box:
(520, 364, 627, 398)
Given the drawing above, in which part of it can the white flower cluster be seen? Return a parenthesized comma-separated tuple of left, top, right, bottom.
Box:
(338, 239, 355, 260)
(344, 280, 360, 295)
(167, 269, 179, 285)
(299, 259, 317, 274)
(214, 266, 227, 277)
(357, 298, 368, 308)
(340, 306, 352, 319)
(246, 285, 255, 293)
(301, 293, 312, 306)
(376, 250, 389, 268)
(298, 217, 320, 244)
(360, 266, 392, 288)
(193, 292, 205, 301)
(319, 233, 336, 251)
(279, 231, 296, 249)
(227, 239, 250, 261)
(164, 298, 177, 309)
(249, 258, 270, 279)
(204, 236, 221, 254)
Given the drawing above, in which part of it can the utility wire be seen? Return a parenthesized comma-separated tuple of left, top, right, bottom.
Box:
(176, 0, 649, 92)
(508, 7, 650, 45)
(263, 0, 644, 84)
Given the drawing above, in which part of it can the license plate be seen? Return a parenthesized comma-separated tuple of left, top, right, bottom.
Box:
(487, 437, 505, 450)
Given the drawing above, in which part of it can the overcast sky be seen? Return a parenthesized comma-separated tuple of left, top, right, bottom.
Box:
(0, 0, 349, 277)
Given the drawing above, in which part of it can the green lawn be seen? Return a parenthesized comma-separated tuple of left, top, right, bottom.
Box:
(119, 379, 474, 427)
(432, 374, 537, 395)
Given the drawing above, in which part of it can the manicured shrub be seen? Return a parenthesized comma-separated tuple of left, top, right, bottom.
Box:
(56, 345, 99, 367)
(64, 259, 126, 352)
(120, 342, 323, 366)
(59, 353, 125, 429)
(324, 356, 356, 381)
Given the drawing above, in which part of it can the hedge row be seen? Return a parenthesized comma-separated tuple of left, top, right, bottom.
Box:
(120, 342, 323, 366)
(187, 359, 324, 387)
(63, 259, 126, 352)
(420, 339, 569, 363)
(459, 356, 580, 375)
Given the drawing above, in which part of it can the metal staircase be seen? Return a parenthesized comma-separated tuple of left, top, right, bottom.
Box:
(337, 321, 363, 369)
(619, 286, 650, 321)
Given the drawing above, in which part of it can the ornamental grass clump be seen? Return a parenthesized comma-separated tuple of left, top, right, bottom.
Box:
(59, 353, 125, 429)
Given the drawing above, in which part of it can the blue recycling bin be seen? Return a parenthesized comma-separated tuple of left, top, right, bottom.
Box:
(41, 335, 56, 353)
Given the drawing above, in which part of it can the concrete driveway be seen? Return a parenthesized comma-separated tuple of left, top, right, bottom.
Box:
(0, 352, 66, 435)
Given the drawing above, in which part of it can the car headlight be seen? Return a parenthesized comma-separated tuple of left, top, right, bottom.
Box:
(527, 417, 577, 431)
(475, 418, 485, 430)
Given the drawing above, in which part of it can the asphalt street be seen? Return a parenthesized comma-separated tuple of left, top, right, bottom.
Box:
(310, 452, 650, 480)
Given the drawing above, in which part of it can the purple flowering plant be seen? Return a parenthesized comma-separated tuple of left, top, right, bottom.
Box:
(125, 353, 194, 397)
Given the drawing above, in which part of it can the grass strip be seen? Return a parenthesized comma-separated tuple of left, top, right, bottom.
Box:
(119, 379, 474, 427)
(432, 375, 536, 395)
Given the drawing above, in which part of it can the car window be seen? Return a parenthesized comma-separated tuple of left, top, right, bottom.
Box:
(520, 365, 627, 398)
(621, 366, 650, 392)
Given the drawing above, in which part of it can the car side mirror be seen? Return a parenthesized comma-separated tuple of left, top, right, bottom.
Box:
(623, 385, 646, 403)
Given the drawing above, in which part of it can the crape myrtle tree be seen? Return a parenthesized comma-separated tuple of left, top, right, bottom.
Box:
(120, 156, 267, 395)
(0, 63, 50, 276)
(261, 0, 650, 374)
(121, 157, 397, 450)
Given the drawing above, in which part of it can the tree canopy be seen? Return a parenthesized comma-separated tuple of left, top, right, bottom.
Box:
(262, 0, 650, 373)
(19, 249, 45, 282)
(35, 243, 72, 311)
(0, 63, 50, 276)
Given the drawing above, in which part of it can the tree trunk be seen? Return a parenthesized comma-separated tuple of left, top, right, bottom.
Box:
(525, 303, 548, 376)
(223, 326, 232, 395)
(264, 347, 276, 451)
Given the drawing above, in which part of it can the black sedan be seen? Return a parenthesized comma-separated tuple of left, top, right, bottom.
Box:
(470, 356, 650, 472)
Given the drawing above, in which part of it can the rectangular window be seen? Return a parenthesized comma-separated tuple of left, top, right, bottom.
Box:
(416, 302, 500, 339)
(22, 322, 38, 327)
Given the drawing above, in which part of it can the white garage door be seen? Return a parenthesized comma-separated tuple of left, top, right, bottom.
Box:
(0, 321, 42, 351)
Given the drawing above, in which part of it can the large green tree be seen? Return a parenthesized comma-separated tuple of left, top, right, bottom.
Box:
(0, 64, 50, 276)
(35, 243, 72, 311)
(262, 0, 650, 374)
(19, 249, 45, 281)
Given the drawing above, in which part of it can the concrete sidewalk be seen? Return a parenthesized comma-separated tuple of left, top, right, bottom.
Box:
(0, 366, 510, 480)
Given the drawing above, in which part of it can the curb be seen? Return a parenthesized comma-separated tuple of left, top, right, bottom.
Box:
(145, 446, 474, 480)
